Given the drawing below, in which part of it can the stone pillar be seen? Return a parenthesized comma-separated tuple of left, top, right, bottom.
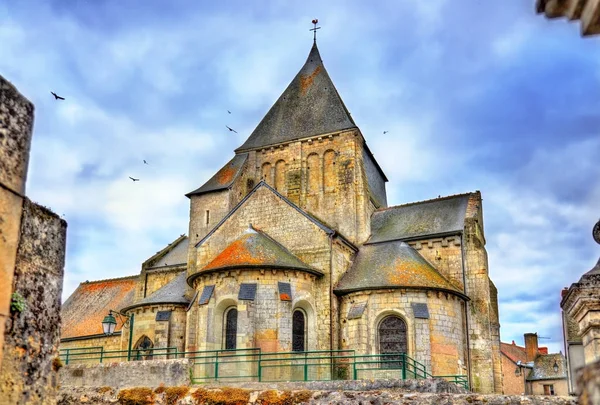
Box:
(0, 76, 33, 367)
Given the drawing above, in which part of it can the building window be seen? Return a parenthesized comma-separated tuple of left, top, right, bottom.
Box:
(306, 153, 320, 194)
(205, 210, 210, 226)
(275, 160, 286, 193)
(133, 335, 154, 361)
(323, 150, 336, 192)
(261, 162, 272, 184)
(292, 309, 306, 352)
(543, 384, 555, 396)
(378, 315, 407, 369)
(224, 307, 238, 350)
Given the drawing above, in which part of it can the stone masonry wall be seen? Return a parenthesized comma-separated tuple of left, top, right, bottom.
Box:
(339, 290, 466, 377)
(0, 199, 67, 404)
(501, 355, 524, 395)
(60, 334, 123, 364)
(59, 359, 191, 389)
(462, 193, 503, 394)
(190, 184, 335, 352)
(244, 129, 373, 245)
(0, 75, 33, 366)
(122, 305, 187, 356)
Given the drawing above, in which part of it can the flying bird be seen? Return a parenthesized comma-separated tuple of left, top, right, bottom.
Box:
(129, 176, 140, 182)
(143, 160, 148, 165)
(51, 91, 65, 100)
(227, 110, 231, 114)
(226, 125, 238, 133)
(383, 131, 389, 134)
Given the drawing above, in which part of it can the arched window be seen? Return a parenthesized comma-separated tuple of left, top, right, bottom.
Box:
(261, 163, 272, 184)
(224, 307, 238, 350)
(306, 153, 320, 194)
(292, 309, 306, 352)
(378, 316, 407, 369)
(323, 150, 336, 192)
(275, 160, 286, 192)
(133, 335, 154, 361)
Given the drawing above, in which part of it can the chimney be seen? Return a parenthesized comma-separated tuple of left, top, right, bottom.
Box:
(524, 333, 539, 362)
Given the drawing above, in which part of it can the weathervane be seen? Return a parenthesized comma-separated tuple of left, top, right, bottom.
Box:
(310, 19, 321, 43)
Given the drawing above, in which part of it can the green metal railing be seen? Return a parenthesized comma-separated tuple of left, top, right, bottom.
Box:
(59, 346, 178, 365)
(58, 346, 468, 390)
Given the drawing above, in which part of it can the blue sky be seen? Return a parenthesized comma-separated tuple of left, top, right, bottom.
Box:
(1, 0, 599, 353)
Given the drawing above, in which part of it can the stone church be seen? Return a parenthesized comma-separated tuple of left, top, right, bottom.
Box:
(61, 39, 503, 393)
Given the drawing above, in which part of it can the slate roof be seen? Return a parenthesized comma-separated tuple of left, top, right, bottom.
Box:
(147, 236, 188, 269)
(334, 240, 466, 298)
(197, 226, 322, 277)
(368, 194, 472, 244)
(186, 154, 247, 197)
(121, 271, 190, 312)
(527, 353, 568, 381)
(235, 42, 356, 153)
(61, 276, 138, 339)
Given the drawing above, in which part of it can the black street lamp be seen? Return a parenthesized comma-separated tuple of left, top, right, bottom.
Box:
(101, 310, 135, 361)
(553, 360, 559, 374)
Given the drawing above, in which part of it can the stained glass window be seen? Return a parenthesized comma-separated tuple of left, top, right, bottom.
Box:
(224, 308, 237, 350)
(378, 316, 407, 369)
(292, 310, 306, 352)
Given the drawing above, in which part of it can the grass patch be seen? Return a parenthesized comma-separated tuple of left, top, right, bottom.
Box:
(191, 387, 250, 405)
(163, 387, 190, 405)
(117, 387, 155, 405)
(256, 389, 313, 405)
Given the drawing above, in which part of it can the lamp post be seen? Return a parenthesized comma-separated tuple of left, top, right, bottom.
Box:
(102, 310, 135, 361)
(553, 360, 559, 374)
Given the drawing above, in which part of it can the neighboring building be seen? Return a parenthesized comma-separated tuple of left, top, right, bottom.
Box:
(501, 333, 568, 396)
(536, 0, 600, 36)
(60, 37, 504, 393)
(560, 220, 600, 394)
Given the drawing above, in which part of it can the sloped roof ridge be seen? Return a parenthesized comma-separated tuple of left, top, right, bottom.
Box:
(143, 234, 187, 267)
(79, 274, 138, 285)
(235, 42, 356, 152)
(121, 271, 189, 312)
(195, 180, 334, 248)
(376, 191, 478, 212)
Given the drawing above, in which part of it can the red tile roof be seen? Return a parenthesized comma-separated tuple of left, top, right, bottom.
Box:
(500, 341, 527, 364)
(61, 276, 138, 339)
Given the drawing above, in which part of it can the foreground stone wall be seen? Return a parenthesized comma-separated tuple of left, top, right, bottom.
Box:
(0, 75, 34, 366)
(0, 75, 68, 405)
(59, 359, 191, 389)
(0, 199, 67, 404)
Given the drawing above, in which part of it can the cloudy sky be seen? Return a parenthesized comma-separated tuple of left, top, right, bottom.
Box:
(1, 0, 599, 353)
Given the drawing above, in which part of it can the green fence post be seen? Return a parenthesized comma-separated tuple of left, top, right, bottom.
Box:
(258, 352, 262, 382)
(100, 347, 104, 363)
(401, 354, 406, 380)
(214, 353, 219, 381)
(65, 349, 69, 365)
(353, 357, 357, 380)
(304, 352, 308, 382)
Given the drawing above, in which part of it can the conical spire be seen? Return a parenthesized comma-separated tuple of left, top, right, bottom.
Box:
(235, 43, 356, 152)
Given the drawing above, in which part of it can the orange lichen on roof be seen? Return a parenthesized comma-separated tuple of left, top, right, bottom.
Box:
(215, 165, 237, 185)
(199, 228, 319, 275)
(387, 258, 457, 291)
(299, 65, 322, 94)
(61, 276, 138, 339)
(203, 237, 268, 270)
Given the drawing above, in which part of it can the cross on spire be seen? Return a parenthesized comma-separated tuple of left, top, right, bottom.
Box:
(310, 19, 321, 43)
